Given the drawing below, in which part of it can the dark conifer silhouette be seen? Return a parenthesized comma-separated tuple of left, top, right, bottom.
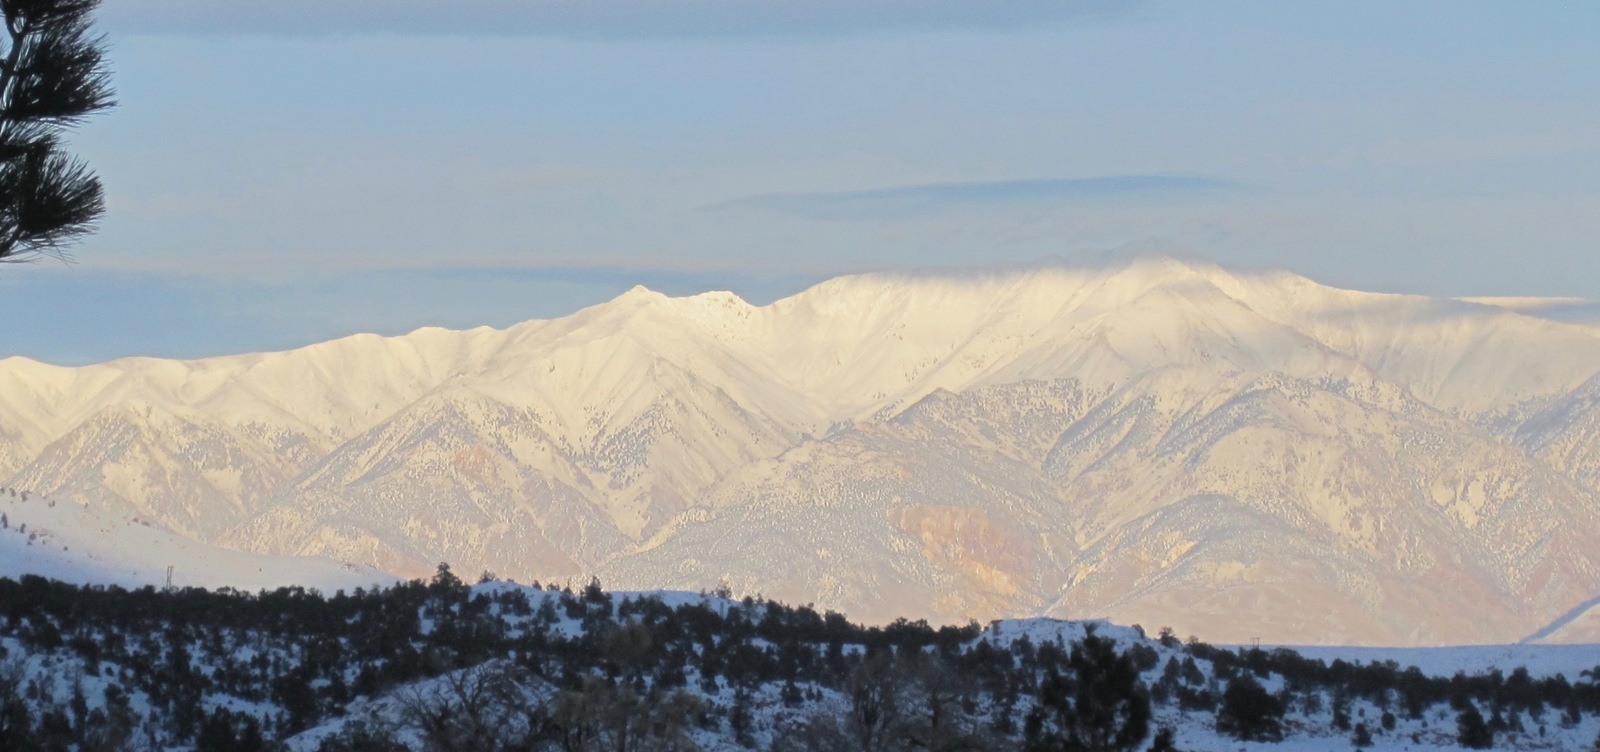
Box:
(0, 664, 37, 750)
(1024, 632, 1151, 751)
(1458, 704, 1494, 749)
(0, 0, 113, 262)
(1215, 674, 1284, 742)
(1146, 727, 1179, 752)
(1352, 721, 1373, 748)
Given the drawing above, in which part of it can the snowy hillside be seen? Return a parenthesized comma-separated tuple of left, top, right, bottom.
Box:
(0, 486, 395, 593)
(3, 257, 1600, 644)
(6, 578, 1600, 752)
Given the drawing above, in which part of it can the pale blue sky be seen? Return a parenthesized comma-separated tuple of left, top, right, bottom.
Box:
(4, 1, 1599, 363)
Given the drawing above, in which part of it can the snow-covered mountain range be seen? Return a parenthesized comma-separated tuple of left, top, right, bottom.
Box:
(4, 257, 1600, 645)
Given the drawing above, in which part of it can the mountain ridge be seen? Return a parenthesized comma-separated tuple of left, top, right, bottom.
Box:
(4, 257, 1600, 645)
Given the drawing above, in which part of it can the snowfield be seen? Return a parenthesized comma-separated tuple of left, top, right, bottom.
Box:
(0, 486, 395, 593)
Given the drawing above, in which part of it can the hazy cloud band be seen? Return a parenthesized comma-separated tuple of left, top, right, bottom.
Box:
(101, 0, 1133, 38)
(713, 174, 1247, 220)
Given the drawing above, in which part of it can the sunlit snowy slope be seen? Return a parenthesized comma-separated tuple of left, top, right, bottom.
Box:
(0, 486, 395, 593)
(3, 257, 1600, 644)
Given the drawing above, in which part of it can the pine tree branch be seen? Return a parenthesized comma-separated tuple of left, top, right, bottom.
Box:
(0, 9, 28, 114)
(0, 0, 109, 262)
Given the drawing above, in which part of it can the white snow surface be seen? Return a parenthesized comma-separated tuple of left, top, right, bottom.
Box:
(0, 487, 396, 593)
(4, 257, 1600, 645)
(1277, 643, 1600, 680)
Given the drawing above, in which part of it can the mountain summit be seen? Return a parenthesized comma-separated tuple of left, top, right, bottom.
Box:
(4, 258, 1600, 644)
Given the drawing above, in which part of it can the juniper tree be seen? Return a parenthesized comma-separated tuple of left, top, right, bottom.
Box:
(1457, 704, 1494, 750)
(1353, 721, 1373, 748)
(1215, 674, 1285, 742)
(0, 0, 113, 262)
(0, 663, 36, 751)
(1024, 633, 1152, 752)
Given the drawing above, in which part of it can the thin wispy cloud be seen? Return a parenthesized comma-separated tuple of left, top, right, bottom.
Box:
(101, 0, 1135, 38)
(711, 174, 1247, 221)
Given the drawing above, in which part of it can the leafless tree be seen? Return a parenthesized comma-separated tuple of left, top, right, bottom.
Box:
(398, 661, 550, 752)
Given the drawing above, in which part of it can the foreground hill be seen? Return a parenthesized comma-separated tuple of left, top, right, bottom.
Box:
(4, 575, 1600, 751)
(4, 257, 1600, 644)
